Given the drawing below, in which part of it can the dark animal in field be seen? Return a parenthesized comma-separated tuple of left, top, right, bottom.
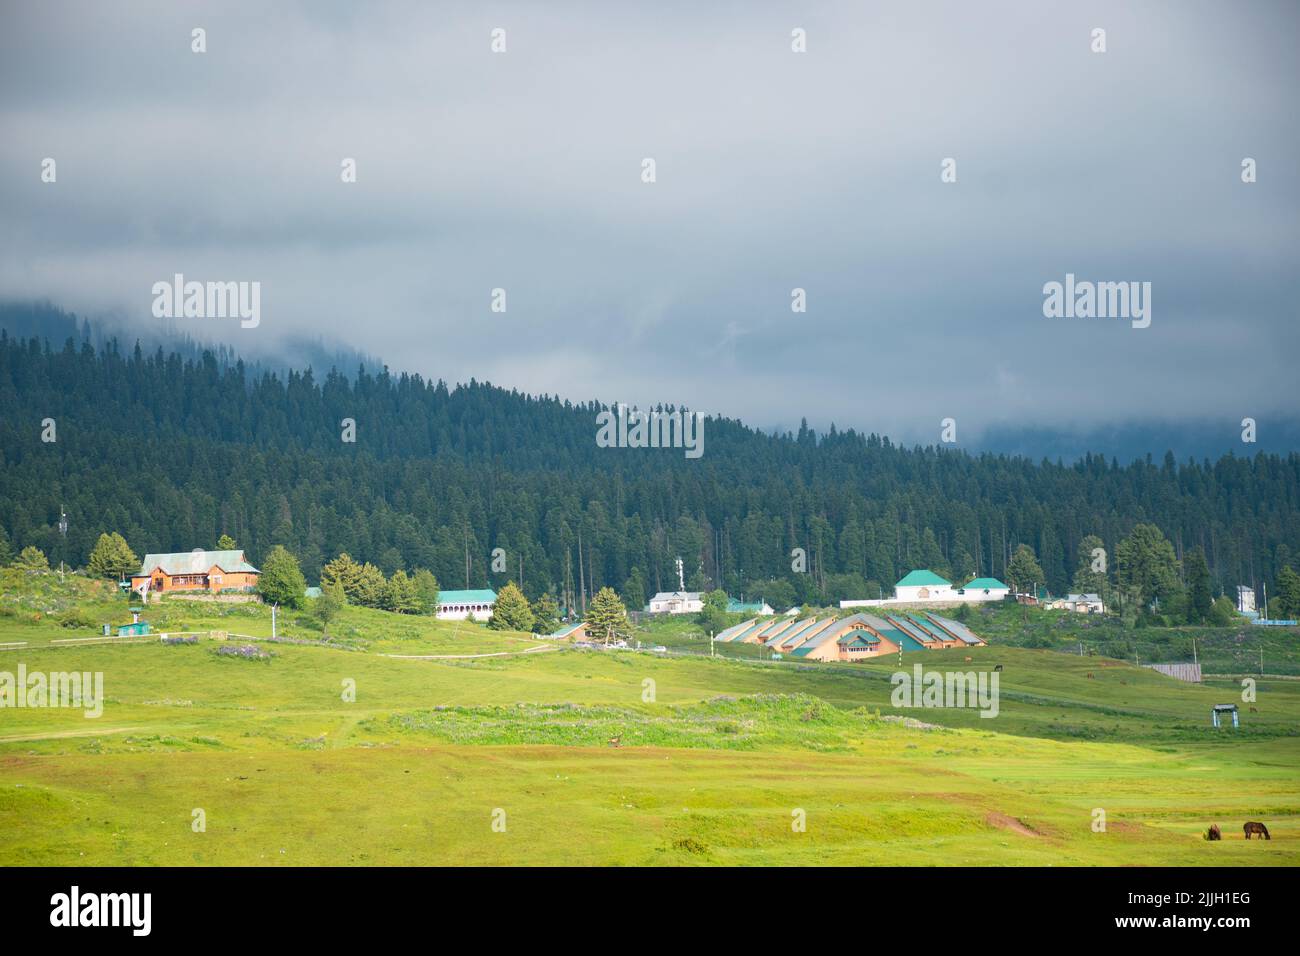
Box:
(1249, 706, 1258, 713)
(1205, 824, 1221, 841)
(608, 736, 622, 748)
(1087, 672, 1095, 679)
(993, 664, 1003, 672)
(1243, 822, 1270, 840)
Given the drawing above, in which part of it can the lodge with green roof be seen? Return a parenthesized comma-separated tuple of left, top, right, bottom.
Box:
(840, 569, 1010, 608)
(435, 588, 498, 622)
(131, 548, 260, 597)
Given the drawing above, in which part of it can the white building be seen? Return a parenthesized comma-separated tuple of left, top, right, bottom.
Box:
(1052, 592, 1105, 614)
(841, 571, 1009, 609)
(646, 591, 703, 615)
(435, 589, 497, 622)
(1236, 585, 1256, 614)
(727, 598, 775, 616)
(953, 577, 1011, 602)
(893, 570, 956, 602)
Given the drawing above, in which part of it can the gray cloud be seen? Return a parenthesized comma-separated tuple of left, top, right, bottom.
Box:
(1, 0, 1297, 443)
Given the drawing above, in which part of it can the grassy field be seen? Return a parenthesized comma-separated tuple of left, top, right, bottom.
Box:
(1, 571, 1297, 865)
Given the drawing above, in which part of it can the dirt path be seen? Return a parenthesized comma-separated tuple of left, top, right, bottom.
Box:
(382, 645, 562, 660)
(986, 812, 1042, 837)
(0, 726, 137, 743)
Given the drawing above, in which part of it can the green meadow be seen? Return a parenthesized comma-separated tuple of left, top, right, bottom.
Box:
(1, 572, 1297, 866)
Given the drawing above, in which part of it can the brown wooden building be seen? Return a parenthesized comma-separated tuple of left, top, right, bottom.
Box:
(131, 549, 261, 597)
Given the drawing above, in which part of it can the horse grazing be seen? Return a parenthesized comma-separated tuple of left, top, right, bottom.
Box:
(608, 736, 622, 748)
(1087, 672, 1095, 679)
(1243, 822, 1270, 840)
(1249, 706, 1259, 713)
(1205, 824, 1221, 841)
(993, 664, 1003, 673)
(964, 656, 972, 662)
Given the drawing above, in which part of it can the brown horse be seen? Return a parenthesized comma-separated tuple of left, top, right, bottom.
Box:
(1205, 824, 1221, 841)
(1243, 822, 1270, 840)
(608, 736, 622, 748)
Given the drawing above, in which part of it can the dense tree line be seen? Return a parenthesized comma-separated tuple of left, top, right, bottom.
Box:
(1, 331, 1298, 614)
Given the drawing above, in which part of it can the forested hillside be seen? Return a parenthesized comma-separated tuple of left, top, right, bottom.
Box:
(1, 328, 1297, 610)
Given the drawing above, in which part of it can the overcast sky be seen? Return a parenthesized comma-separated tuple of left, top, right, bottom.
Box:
(1, 0, 1297, 444)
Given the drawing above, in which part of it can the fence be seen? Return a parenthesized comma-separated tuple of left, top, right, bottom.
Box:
(1143, 662, 1202, 683)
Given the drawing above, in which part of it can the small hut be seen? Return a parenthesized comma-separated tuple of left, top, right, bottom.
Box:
(1211, 704, 1239, 729)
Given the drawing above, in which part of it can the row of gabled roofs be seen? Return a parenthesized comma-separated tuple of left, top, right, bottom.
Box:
(715, 609, 986, 659)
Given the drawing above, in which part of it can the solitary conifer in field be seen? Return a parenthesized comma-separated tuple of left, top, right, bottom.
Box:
(585, 586, 630, 645)
(489, 581, 534, 632)
(258, 545, 307, 608)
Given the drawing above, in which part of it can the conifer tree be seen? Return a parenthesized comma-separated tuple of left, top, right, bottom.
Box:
(14, 546, 50, 572)
(412, 568, 440, 615)
(488, 581, 534, 631)
(321, 553, 362, 596)
(530, 592, 560, 634)
(585, 586, 630, 645)
(383, 569, 420, 613)
(87, 532, 138, 580)
(352, 563, 386, 608)
(258, 545, 307, 608)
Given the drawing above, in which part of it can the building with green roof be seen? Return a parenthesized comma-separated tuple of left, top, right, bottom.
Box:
(957, 577, 1010, 600)
(435, 588, 498, 622)
(893, 569, 954, 602)
(131, 549, 261, 597)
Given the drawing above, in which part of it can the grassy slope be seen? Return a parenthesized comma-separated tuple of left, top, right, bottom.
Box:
(1, 572, 1297, 865)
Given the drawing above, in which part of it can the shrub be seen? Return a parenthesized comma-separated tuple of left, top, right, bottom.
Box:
(215, 644, 271, 660)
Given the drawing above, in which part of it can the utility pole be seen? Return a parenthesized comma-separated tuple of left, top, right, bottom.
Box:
(578, 531, 586, 615)
(271, 602, 278, 640)
(57, 505, 68, 584)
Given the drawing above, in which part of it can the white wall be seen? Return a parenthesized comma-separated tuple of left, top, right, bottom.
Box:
(436, 605, 494, 622)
